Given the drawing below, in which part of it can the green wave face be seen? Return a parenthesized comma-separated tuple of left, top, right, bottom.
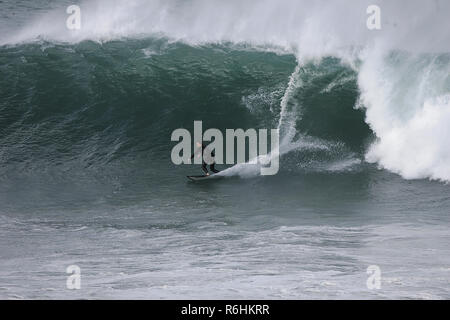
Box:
(0, 39, 371, 174)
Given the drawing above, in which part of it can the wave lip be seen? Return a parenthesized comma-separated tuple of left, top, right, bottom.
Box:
(366, 94, 450, 181)
(3, 0, 450, 54)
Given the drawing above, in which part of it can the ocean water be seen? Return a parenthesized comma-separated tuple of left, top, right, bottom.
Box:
(0, 0, 449, 299)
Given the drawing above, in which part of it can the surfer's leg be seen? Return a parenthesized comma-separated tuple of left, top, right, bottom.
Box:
(210, 163, 219, 173)
(202, 162, 208, 174)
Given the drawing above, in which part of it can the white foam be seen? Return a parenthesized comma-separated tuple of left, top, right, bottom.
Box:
(366, 94, 450, 181)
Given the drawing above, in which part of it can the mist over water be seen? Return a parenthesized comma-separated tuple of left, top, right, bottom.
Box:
(0, 0, 449, 299)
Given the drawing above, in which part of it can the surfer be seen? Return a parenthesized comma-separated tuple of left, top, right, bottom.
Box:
(191, 142, 220, 175)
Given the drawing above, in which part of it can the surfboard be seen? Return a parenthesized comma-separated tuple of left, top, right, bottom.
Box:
(186, 174, 221, 181)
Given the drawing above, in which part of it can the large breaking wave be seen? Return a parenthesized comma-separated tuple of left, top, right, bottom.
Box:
(1, 0, 449, 181)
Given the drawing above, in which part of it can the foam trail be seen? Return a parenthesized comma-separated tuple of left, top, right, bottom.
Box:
(277, 63, 302, 146)
(218, 62, 333, 178)
(217, 64, 301, 178)
(217, 137, 331, 178)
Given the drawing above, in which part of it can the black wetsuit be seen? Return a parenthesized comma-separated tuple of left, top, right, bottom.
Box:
(191, 144, 220, 175)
